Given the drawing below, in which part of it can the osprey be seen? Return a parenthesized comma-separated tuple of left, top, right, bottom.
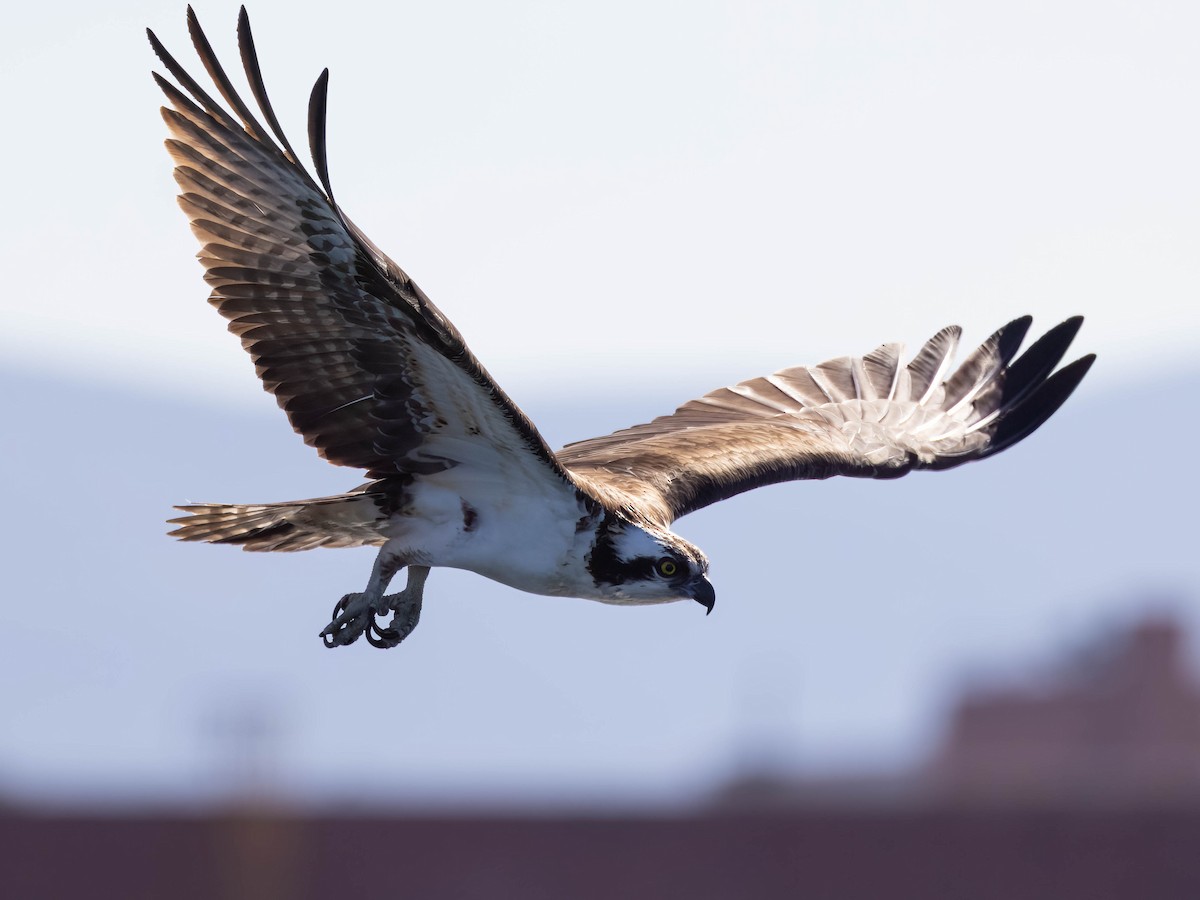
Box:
(153, 8, 1094, 650)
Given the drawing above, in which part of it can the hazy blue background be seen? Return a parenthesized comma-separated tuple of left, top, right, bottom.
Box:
(1, 0, 1197, 807)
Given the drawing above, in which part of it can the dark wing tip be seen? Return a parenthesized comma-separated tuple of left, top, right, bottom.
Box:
(146, 25, 172, 65)
(308, 68, 335, 200)
(1000, 315, 1086, 410)
(236, 6, 253, 49)
(987, 352, 1095, 456)
(996, 315, 1033, 362)
(236, 4, 306, 169)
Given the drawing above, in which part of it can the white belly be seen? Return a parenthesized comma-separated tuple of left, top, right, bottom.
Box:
(378, 475, 602, 599)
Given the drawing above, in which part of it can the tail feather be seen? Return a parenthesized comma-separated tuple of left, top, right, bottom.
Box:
(168, 492, 387, 551)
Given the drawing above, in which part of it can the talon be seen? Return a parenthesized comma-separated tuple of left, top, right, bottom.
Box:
(331, 594, 351, 621)
(320, 593, 374, 648)
(366, 624, 400, 649)
(322, 622, 362, 648)
(363, 609, 399, 649)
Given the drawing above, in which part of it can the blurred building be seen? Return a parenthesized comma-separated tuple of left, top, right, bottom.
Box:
(929, 617, 1200, 802)
(4, 614, 1200, 899)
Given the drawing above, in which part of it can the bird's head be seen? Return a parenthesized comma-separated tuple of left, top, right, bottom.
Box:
(585, 515, 715, 613)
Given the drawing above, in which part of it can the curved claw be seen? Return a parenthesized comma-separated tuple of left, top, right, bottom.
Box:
(331, 594, 351, 621)
(321, 594, 368, 648)
(322, 621, 363, 648)
(365, 616, 401, 649)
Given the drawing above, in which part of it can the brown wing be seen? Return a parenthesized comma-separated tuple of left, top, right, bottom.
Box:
(150, 8, 571, 486)
(557, 317, 1094, 526)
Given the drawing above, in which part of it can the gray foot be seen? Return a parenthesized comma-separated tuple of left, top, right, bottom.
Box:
(320, 592, 386, 648)
(366, 566, 429, 650)
(320, 566, 429, 650)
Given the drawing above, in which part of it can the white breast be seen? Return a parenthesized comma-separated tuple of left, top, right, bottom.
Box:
(378, 469, 602, 599)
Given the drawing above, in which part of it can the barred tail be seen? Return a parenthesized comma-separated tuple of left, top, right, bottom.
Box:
(168, 492, 387, 552)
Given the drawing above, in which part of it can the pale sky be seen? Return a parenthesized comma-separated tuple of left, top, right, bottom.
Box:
(2, 0, 1197, 408)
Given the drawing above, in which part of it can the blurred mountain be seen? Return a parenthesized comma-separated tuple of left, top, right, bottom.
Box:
(1, 362, 1196, 807)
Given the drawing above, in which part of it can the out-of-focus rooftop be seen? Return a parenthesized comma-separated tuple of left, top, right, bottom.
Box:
(930, 617, 1200, 801)
(718, 615, 1200, 809)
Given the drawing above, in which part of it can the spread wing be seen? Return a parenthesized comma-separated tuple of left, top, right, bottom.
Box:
(150, 8, 573, 492)
(557, 317, 1094, 526)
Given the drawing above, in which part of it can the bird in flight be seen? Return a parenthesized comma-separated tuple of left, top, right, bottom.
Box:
(152, 7, 1094, 650)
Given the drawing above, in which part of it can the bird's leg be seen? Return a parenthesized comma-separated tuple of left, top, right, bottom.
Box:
(364, 565, 430, 650)
(320, 547, 405, 648)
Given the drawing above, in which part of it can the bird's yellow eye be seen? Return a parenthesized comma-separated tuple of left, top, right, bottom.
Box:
(657, 558, 678, 578)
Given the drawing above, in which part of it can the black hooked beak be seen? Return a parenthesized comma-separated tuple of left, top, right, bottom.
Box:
(689, 576, 716, 616)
